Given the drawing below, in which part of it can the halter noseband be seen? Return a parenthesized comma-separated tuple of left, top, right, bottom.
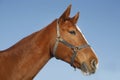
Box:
(53, 20, 90, 67)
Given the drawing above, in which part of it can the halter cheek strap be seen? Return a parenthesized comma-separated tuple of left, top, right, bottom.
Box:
(53, 20, 90, 67)
(53, 21, 61, 57)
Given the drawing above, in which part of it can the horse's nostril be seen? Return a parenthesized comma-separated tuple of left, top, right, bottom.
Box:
(91, 59, 96, 69)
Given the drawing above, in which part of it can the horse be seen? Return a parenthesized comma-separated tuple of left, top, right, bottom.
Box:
(0, 5, 98, 80)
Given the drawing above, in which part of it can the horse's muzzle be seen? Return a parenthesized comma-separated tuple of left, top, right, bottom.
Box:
(81, 59, 97, 75)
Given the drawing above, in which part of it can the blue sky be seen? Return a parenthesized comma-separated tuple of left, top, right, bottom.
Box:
(0, 0, 120, 80)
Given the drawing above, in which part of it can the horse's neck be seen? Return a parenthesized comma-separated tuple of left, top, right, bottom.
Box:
(0, 20, 57, 80)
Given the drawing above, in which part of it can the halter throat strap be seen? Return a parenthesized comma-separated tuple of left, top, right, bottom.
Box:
(53, 20, 90, 67)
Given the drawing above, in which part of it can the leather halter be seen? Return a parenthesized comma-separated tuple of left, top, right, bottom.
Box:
(53, 20, 90, 67)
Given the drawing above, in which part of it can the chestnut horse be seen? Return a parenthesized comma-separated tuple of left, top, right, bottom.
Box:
(0, 5, 98, 80)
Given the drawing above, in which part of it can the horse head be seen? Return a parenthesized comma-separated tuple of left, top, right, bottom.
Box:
(52, 5, 98, 75)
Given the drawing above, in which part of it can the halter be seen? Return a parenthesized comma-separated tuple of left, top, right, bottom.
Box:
(53, 20, 90, 67)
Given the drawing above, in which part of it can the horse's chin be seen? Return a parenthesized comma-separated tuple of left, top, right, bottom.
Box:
(81, 70, 91, 76)
(77, 68, 91, 76)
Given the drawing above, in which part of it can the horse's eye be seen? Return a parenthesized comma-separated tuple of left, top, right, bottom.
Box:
(69, 30, 76, 35)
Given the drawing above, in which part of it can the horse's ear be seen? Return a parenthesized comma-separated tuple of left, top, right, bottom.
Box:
(58, 4, 72, 23)
(71, 12, 79, 24)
